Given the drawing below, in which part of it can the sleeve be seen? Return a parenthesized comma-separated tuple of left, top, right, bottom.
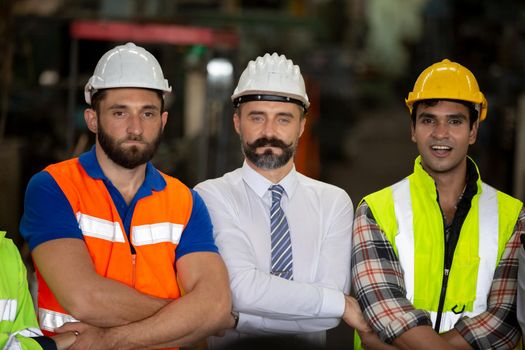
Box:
(174, 190, 219, 261)
(195, 182, 349, 335)
(0, 240, 46, 350)
(19, 171, 83, 251)
(454, 207, 525, 350)
(351, 202, 432, 344)
(518, 211, 525, 339)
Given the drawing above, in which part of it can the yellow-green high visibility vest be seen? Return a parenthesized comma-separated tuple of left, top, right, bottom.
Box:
(354, 157, 522, 349)
(0, 231, 44, 349)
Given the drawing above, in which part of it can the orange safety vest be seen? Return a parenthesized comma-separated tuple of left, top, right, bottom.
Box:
(37, 158, 192, 342)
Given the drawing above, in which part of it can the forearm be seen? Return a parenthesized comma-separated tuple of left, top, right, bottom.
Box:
(33, 239, 169, 327)
(235, 312, 340, 335)
(104, 296, 231, 349)
(392, 326, 455, 350)
(358, 330, 399, 350)
(231, 274, 345, 320)
(70, 277, 170, 327)
(351, 204, 434, 342)
(440, 329, 473, 350)
(82, 252, 234, 349)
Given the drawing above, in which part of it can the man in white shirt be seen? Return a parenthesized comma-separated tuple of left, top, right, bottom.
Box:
(195, 53, 367, 348)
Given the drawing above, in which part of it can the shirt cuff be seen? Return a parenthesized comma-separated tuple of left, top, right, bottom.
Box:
(236, 312, 262, 334)
(32, 336, 58, 350)
(380, 309, 432, 344)
(319, 288, 345, 318)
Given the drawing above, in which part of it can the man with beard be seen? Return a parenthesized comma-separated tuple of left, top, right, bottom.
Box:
(195, 53, 368, 349)
(19, 42, 234, 349)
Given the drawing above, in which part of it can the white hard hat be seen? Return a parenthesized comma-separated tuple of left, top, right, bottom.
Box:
(232, 52, 310, 110)
(84, 42, 172, 105)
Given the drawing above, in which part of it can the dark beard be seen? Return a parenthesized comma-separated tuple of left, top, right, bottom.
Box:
(242, 137, 295, 170)
(97, 124, 162, 169)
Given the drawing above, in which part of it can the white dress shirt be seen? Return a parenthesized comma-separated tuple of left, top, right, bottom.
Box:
(195, 161, 353, 348)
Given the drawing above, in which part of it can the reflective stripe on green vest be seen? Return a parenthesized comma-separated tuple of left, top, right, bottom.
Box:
(0, 231, 43, 349)
(364, 157, 522, 334)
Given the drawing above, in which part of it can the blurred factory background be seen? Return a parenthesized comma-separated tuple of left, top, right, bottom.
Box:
(1, 0, 525, 348)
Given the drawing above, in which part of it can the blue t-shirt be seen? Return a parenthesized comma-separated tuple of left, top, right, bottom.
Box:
(20, 148, 218, 260)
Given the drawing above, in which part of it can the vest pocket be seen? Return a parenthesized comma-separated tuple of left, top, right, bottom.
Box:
(444, 255, 480, 312)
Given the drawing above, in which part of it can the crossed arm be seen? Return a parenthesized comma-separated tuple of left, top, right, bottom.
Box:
(33, 238, 169, 327)
(195, 183, 355, 334)
(34, 238, 234, 348)
(351, 203, 524, 350)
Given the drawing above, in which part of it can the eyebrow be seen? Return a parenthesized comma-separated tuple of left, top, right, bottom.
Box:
(418, 112, 468, 120)
(108, 104, 160, 111)
(247, 110, 295, 118)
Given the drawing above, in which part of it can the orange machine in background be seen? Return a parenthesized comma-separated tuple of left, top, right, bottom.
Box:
(295, 77, 320, 179)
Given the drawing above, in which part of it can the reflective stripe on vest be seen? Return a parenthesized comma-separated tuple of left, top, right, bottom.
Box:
(39, 308, 78, 332)
(4, 327, 44, 350)
(77, 212, 126, 242)
(14, 327, 42, 337)
(4, 336, 21, 350)
(132, 222, 183, 246)
(77, 212, 183, 246)
(0, 299, 17, 322)
(392, 180, 498, 332)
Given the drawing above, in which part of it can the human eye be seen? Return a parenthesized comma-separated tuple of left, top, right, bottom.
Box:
(449, 118, 463, 125)
(250, 115, 264, 123)
(278, 117, 292, 125)
(419, 117, 434, 124)
(142, 111, 156, 119)
(113, 110, 126, 118)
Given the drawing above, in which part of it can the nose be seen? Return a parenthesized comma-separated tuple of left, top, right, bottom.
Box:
(262, 119, 277, 138)
(432, 120, 449, 139)
(127, 113, 143, 136)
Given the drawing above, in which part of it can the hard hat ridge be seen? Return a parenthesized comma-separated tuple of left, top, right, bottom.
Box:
(232, 52, 310, 110)
(84, 42, 172, 105)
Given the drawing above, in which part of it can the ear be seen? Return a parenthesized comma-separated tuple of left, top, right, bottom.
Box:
(469, 120, 479, 145)
(233, 113, 241, 135)
(298, 116, 306, 138)
(161, 111, 168, 131)
(410, 123, 416, 143)
(84, 108, 98, 134)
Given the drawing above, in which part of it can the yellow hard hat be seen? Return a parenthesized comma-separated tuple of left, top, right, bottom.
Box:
(406, 59, 487, 121)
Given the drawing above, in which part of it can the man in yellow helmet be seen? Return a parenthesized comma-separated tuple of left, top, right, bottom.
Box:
(351, 59, 525, 349)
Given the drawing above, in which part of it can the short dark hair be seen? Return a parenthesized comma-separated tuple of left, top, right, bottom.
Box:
(411, 99, 479, 129)
(89, 89, 165, 115)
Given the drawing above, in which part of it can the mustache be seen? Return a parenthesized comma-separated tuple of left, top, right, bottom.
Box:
(121, 135, 144, 142)
(247, 137, 292, 149)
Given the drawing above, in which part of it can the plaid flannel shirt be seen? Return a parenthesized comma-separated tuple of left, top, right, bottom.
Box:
(351, 202, 525, 349)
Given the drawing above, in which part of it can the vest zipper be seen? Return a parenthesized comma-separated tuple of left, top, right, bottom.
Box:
(434, 267, 449, 332)
(132, 254, 137, 287)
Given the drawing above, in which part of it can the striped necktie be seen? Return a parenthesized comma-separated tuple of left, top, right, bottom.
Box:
(269, 184, 293, 280)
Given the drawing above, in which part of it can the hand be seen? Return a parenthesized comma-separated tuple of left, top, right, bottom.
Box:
(56, 321, 115, 350)
(51, 331, 78, 350)
(358, 329, 398, 350)
(214, 310, 237, 337)
(342, 295, 371, 332)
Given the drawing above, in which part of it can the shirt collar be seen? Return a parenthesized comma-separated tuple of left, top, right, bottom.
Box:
(79, 146, 166, 192)
(412, 155, 481, 198)
(241, 160, 298, 199)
